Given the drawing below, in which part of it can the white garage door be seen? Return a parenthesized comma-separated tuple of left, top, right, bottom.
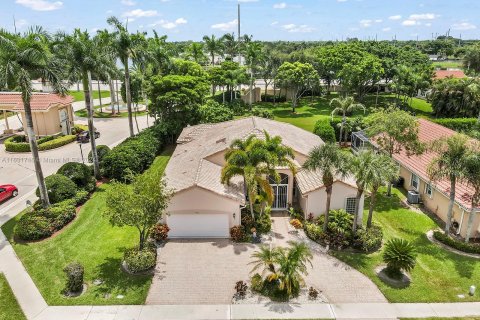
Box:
(168, 213, 230, 238)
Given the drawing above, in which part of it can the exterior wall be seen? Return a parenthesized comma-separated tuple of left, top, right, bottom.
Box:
(166, 186, 241, 228)
(205, 149, 226, 166)
(299, 182, 364, 222)
(398, 165, 480, 238)
(241, 87, 262, 104)
(21, 104, 74, 137)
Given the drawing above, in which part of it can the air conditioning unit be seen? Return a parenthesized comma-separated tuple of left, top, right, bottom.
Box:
(407, 190, 419, 204)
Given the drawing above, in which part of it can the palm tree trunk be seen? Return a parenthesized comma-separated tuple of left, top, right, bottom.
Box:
(273, 81, 277, 106)
(109, 78, 116, 114)
(353, 188, 363, 233)
(97, 79, 103, 113)
(465, 207, 476, 243)
(85, 72, 101, 179)
(445, 176, 456, 235)
(249, 69, 253, 108)
(367, 188, 378, 229)
(124, 59, 135, 137)
(23, 98, 50, 208)
(323, 185, 332, 232)
(134, 103, 140, 133)
(339, 115, 345, 146)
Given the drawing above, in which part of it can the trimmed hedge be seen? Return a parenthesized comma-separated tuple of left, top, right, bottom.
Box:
(88, 145, 111, 163)
(5, 134, 76, 152)
(252, 107, 274, 119)
(123, 247, 156, 273)
(57, 162, 95, 191)
(433, 230, 480, 254)
(36, 174, 77, 204)
(261, 94, 287, 103)
(431, 118, 479, 133)
(313, 119, 336, 143)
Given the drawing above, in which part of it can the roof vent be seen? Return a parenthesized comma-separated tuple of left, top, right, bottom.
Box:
(216, 138, 226, 144)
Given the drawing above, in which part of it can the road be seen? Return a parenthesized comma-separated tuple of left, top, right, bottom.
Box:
(0, 98, 154, 221)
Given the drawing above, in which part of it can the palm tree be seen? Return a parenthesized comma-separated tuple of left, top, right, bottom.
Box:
(427, 134, 470, 235)
(148, 31, 174, 75)
(263, 131, 296, 174)
(202, 34, 223, 66)
(383, 238, 416, 279)
(250, 245, 279, 280)
(245, 42, 263, 108)
(222, 33, 238, 60)
(460, 147, 480, 242)
(365, 153, 397, 228)
(0, 27, 67, 207)
(187, 42, 206, 65)
(107, 16, 147, 137)
(330, 97, 365, 145)
(303, 143, 349, 231)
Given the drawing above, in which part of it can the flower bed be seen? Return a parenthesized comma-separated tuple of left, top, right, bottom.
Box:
(5, 134, 76, 152)
(433, 230, 480, 255)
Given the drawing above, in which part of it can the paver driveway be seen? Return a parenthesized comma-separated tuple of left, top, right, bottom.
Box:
(147, 216, 387, 305)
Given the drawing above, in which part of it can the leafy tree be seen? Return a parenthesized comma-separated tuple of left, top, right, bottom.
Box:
(427, 134, 470, 235)
(275, 61, 319, 112)
(464, 43, 480, 75)
(147, 31, 174, 76)
(462, 146, 480, 242)
(209, 61, 248, 102)
(366, 106, 423, 195)
(303, 143, 350, 231)
(203, 34, 223, 66)
(105, 169, 172, 250)
(430, 77, 480, 119)
(245, 42, 263, 107)
(186, 42, 207, 65)
(383, 238, 417, 279)
(0, 27, 67, 207)
(330, 96, 365, 145)
(199, 100, 234, 123)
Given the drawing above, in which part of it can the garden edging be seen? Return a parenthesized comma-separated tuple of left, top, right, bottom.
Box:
(426, 230, 480, 259)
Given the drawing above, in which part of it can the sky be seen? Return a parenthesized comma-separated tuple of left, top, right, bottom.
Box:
(1, 0, 479, 41)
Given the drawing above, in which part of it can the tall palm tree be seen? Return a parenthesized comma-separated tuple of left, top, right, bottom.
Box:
(202, 34, 223, 66)
(187, 42, 206, 65)
(245, 42, 263, 108)
(427, 134, 470, 235)
(330, 96, 365, 145)
(303, 143, 350, 231)
(263, 131, 296, 173)
(222, 33, 237, 60)
(148, 31, 174, 75)
(55, 29, 114, 178)
(107, 16, 147, 137)
(0, 27, 67, 207)
(462, 147, 480, 242)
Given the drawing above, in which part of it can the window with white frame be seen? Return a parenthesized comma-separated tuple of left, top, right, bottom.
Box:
(425, 183, 433, 198)
(345, 197, 357, 214)
(411, 173, 419, 190)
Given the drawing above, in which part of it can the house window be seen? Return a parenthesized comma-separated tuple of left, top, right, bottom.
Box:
(425, 183, 433, 198)
(411, 173, 419, 191)
(345, 197, 357, 214)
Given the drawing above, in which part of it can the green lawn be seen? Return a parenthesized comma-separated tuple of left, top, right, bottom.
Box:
(433, 60, 464, 69)
(0, 273, 26, 320)
(68, 90, 110, 102)
(252, 93, 433, 132)
(75, 104, 147, 118)
(331, 187, 480, 303)
(1, 149, 172, 305)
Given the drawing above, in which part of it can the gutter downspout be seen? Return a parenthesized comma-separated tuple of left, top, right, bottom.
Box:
(457, 208, 465, 235)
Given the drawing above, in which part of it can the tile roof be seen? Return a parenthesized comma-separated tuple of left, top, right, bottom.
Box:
(0, 92, 73, 111)
(296, 169, 357, 195)
(165, 117, 324, 201)
(391, 118, 477, 210)
(434, 70, 466, 79)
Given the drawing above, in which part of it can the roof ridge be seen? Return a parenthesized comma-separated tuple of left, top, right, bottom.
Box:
(194, 158, 204, 185)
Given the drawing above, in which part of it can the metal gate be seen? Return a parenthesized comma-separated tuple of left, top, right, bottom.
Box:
(272, 184, 288, 210)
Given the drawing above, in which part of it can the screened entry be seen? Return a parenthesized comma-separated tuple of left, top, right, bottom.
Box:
(269, 174, 289, 210)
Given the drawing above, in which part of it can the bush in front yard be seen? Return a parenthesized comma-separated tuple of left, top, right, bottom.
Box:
(304, 222, 323, 241)
(256, 213, 272, 234)
(353, 225, 383, 252)
(230, 225, 246, 242)
(290, 219, 303, 229)
(36, 174, 77, 204)
(63, 262, 84, 294)
(433, 231, 480, 254)
(14, 214, 53, 241)
(313, 119, 336, 143)
(57, 162, 95, 191)
(123, 248, 156, 273)
(383, 238, 417, 279)
(88, 145, 111, 164)
(150, 223, 170, 242)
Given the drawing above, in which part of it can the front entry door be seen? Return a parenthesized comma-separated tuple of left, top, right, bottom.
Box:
(272, 184, 288, 210)
(59, 109, 70, 135)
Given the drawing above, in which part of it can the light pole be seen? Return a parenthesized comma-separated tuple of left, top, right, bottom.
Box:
(78, 142, 85, 164)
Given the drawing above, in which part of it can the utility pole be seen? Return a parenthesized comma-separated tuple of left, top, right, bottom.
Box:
(237, 3, 241, 65)
(13, 15, 17, 34)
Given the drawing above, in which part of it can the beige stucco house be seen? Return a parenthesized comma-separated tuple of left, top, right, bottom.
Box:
(0, 92, 74, 137)
(164, 117, 364, 238)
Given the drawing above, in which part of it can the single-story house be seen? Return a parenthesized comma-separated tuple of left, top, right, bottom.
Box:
(393, 119, 479, 239)
(0, 92, 74, 137)
(163, 117, 364, 238)
(434, 70, 466, 80)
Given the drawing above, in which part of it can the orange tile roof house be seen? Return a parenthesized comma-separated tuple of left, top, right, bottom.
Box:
(434, 70, 466, 80)
(0, 92, 74, 136)
(393, 118, 479, 239)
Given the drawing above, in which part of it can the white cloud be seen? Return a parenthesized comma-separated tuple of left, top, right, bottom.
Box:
(360, 19, 372, 27)
(337, 0, 348, 2)
(402, 20, 417, 26)
(175, 17, 187, 24)
(382, 27, 391, 32)
(425, 22, 432, 27)
(211, 19, 237, 31)
(409, 13, 437, 20)
(122, 9, 158, 18)
(238, 0, 259, 2)
(121, 0, 136, 5)
(273, 2, 287, 9)
(452, 22, 477, 30)
(375, 19, 382, 23)
(271, 21, 278, 26)
(150, 17, 188, 29)
(281, 23, 314, 33)
(388, 15, 402, 20)
(16, 0, 63, 11)
(106, 9, 113, 13)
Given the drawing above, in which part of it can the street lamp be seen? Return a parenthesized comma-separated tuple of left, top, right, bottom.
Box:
(78, 142, 85, 164)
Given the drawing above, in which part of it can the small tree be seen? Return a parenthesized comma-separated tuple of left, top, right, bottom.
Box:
(63, 262, 84, 294)
(105, 169, 172, 250)
(383, 238, 416, 279)
(330, 96, 365, 145)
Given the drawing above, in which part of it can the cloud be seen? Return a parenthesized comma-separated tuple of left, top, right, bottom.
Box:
(175, 17, 187, 24)
(15, 0, 63, 11)
(273, 2, 287, 9)
(121, 0, 136, 5)
(409, 13, 437, 20)
(452, 22, 477, 30)
(359, 19, 382, 27)
(150, 17, 188, 29)
(375, 19, 382, 23)
(382, 27, 391, 32)
(271, 21, 278, 26)
(122, 9, 158, 18)
(402, 20, 417, 26)
(282, 23, 314, 33)
(388, 15, 402, 20)
(211, 19, 237, 31)
(337, 0, 348, 2)
(238, 0, 259, 2)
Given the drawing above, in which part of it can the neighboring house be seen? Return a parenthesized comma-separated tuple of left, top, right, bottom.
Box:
(0, 92, 74, 137)
(393, 119, 479, 239)
(433, 70, 466, 80)
(164, 117, 364, 238)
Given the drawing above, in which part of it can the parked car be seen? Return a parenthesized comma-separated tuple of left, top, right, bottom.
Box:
(76, 130, 100, 143)
(0, 184, 18, 203)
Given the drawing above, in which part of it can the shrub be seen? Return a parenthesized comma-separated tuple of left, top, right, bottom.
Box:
(256, 213, 272, 234)
(313, 119, 336, 143)
(228, 98, 247, 116)
(353, 225, 383, 252)
(63, 262, 84, 294)
(308, 287, 319, 300)
(88, 145, 111, 164)
(43, 201, 76, 230)
(150, 223, 170, 242)
(250, 273, 263, 292)
(72, 190, 89, 206)
(15, 214, 53, 241)
(330, 117, 365, 143)
(72, 124, 88, 134)
(123, 248, 156, 273)
(199, 100, 234, 123)
(241, 210, 255, 231)
(57, 162, 93, 190)
(290, 219, 303, 229)
(38, 135, 76, 151)
(433, 231, 480, 254)
(36, 174, 77, 204)
(431, 118, 479, 133)
(261, 94, 287, 103)
(383, 238, 417, 279)
(4, 136, 30, 152)
(304, 222, 323, 241)
(252, 107, 274, 119)
(324, 209, 354, 249)
(235, 280, 248, 298)
(230, 225, 246, 242)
